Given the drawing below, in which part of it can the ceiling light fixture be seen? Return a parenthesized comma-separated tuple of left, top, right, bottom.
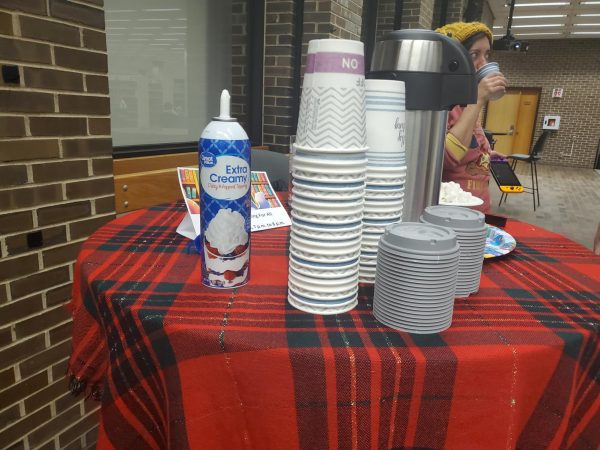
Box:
(514, 32, 563, 35)
(512, 23, 565, 27)
(514, 2, 570, 6)
(513, 14, 567, 18)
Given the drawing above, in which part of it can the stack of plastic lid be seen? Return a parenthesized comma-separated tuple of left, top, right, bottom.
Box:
(359, 79, 407, 284)
(420, 205, 486, 297)
(373, 222, 460, 334)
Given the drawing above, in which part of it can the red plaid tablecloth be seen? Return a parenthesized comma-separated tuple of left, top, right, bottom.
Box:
(68, 202, 600, 450)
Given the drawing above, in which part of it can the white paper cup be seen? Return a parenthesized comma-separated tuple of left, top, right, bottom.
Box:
(365, 79, 406, 154)
(476, 62, 500, 82)
(477, 62, 504, 101)
(296, 39, 367, 149)
(305, 39, 365, 89)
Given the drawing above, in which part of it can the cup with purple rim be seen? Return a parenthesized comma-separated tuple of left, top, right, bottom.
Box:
(296, 39, 367, 149)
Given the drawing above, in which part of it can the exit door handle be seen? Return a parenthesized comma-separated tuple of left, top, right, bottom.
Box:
(488, 125, 514, 136)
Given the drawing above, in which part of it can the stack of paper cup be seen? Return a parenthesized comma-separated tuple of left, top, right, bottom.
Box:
(373, 222, 460, 334)
(288, 39, 367, 315)
(420, 205, 486, 297)
(359, 79, 407, 283)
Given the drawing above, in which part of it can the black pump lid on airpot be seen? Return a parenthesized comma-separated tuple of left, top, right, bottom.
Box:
(368, 29, 477, 111)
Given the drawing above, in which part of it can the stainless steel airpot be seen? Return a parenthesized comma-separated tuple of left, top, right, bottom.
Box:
(369, 29, 477, 221)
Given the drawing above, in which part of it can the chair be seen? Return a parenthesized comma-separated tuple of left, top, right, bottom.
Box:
(250, 148, 290, 191)
(500, 131, 550, 211)
(483, 129, 496, 150)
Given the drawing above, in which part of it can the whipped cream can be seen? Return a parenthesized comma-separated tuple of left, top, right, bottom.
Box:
(199, 90, 251, 288)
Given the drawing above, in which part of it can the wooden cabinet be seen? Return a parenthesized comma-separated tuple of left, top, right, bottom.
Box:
(112, 147, 270, 214)
(113, 152, 197, 214)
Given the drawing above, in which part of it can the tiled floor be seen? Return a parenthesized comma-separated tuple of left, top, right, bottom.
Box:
(489, 162, 600, 251)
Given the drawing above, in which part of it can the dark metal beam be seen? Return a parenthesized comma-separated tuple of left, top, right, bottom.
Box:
(464, 0, 483, 22)
(439, 0, 449, 27)
(394, 0, 404, 30)
(361, 0, 379, 72)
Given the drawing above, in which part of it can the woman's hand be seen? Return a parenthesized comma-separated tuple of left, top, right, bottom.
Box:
(478, 73, 507, 103)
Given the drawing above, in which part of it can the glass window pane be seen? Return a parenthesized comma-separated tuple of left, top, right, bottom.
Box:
(105, 0, 232, 147)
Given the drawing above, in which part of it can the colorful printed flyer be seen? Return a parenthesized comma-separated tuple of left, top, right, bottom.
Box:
(176, 167, 201, 239)
(176, 167, 290, 239)
(250, 171, 291, 232)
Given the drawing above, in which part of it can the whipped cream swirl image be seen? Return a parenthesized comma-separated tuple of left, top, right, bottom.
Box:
(205, 208, 248, 255)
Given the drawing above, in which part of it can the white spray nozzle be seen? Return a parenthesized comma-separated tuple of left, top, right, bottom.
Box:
(217, 89, 231, 120)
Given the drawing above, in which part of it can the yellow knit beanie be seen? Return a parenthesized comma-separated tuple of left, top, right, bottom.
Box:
(435, 22, 493, 45)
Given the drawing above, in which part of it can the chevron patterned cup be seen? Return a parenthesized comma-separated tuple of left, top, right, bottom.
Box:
(296, 39, 367, 150)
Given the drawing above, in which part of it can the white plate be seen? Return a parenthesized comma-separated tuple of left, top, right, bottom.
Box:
(439, 196, 484, 207)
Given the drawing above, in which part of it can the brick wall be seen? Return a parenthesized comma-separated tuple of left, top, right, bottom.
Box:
(263, 0, 296, 153)
(263, 0, 364, 154)
(231, 0, 249, 131)
(375, 0, 395, 40)
(432, 0, 467, 29)
(0, 0, 113, 448)
(402, 0, 435, 29)
(330, 0, 362, 41)
(447, 0, 467, 24)
(491, 39, 600, 168)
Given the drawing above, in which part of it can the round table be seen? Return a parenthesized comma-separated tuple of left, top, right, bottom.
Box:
(69, 202, 600, 450)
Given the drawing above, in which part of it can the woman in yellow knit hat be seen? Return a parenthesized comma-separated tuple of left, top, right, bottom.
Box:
(435, 22, 507, 213)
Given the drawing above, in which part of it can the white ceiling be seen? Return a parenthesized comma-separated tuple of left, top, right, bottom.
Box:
(488, 0, 600, 39)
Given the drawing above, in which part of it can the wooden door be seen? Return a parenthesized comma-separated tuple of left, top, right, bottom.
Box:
(484, 91, 520, 155)
(484, 88, 540, 156)
(512, 90, 539, 154)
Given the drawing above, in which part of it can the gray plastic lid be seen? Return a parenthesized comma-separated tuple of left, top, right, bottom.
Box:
(381, 222, 457, 253)
(421, 206, 485, 230)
